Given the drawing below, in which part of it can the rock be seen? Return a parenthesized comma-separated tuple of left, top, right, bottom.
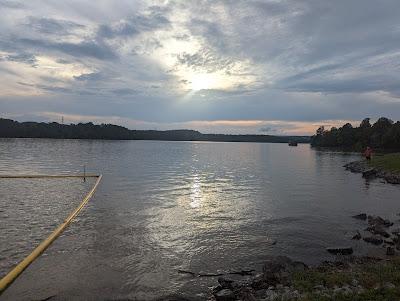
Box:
(214, 289, 235, 301)
(386, 247, 395, 256)
(365, 225, 390, 238)
(218, 277, 235, 289)
(368, 215, 393, 227)
(236, 287, 256, 301)
(384, 239, 395, 245)
(254, 289, 268, 298)
(344, 161, 367, 173)
(262, 256, 307, 285)
(383, 282, 396, 289)
(333, 286, 353, 295)
(281, 289, 301, 300)
(344, 160, 400, 185)
(392, 228, 400, 236)
(326, 247, 353, 255)
(363, 236, 383, 245)
(385, 174, 400, 185)
(212, 286, 223, 295)
(251, 273, 268, 290)
(352, 231, 362, 240)
(362, 169, 378, 179)
(313, 285, 326, 291)
(264, 289, 278, 301)
(352, 213, 367, 220)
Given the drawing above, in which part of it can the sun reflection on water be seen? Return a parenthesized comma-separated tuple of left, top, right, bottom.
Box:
(190, 175, 202, 208)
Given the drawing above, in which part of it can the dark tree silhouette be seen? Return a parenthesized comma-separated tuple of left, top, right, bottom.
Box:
(311, 117, 400, 150)
(0, 118, 310, 143)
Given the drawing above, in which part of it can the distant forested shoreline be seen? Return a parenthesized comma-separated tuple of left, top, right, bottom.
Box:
(0, 118, 310, 143)
(311, 117, 400, 150)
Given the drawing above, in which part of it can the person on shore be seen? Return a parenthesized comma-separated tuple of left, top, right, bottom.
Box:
(364, 146, 373, 161)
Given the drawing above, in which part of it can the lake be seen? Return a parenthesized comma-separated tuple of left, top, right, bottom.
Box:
(1, 139, 400, 300)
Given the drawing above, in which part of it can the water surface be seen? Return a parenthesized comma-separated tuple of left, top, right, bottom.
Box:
(1, 139, 399, 300)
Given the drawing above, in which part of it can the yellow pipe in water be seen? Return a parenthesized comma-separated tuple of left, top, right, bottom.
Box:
(0, 174, 98, 179)
(0, 174, 102, 295)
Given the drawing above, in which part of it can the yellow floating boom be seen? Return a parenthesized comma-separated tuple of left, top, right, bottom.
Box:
(0, 174, 102, 295)
(0, 174, 98, 179)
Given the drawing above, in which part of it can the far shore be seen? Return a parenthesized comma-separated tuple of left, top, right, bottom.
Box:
(0, 118, 311, 144)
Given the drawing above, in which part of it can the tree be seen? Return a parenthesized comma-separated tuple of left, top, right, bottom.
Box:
(360, 118, 371, 129)
(310, 117, 400, 150)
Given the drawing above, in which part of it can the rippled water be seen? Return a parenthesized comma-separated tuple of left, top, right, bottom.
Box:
(1, 138, 400, 300)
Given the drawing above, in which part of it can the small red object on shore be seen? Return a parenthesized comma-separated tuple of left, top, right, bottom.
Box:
(364, 146, 373, 160)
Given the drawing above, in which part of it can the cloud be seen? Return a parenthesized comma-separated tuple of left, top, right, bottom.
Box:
(259, 126, 276, 133)
(18, 38, 117, 60)
(0, 0, 23, 9)
(25, 17, 85, 35)
(96, 11, 170, 39)
(176, 48, 236, 74)
(0, 0, 400, 133)
(1, 52, 37, 67)
(73, 72, 104, 81)
(111, 88, 139, 96)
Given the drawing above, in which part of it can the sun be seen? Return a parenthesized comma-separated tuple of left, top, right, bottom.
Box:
(180, 70, 245, 93)
(189, 73, 215, 91)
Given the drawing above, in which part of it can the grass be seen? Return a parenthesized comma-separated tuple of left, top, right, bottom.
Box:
(369, 153, 400, 173)
(298, 289, 400, 301)
(290, 259, 400, 300)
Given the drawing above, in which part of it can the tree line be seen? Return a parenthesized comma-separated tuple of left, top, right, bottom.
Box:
(311, 117, 400, 150)
(0, 118, 310, 143)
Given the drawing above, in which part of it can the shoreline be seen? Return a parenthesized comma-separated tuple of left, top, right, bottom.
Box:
(344, 159, 400, 185)
(209, 255, 400, 301)
(209, 211, 400, 300)
(208, 158, 400, 300)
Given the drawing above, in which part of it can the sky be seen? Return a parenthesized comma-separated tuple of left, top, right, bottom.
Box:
(0, 0, 400, 135)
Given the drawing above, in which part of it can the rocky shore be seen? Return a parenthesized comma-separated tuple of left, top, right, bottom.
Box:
(344, 160, 400, 184)
(207, 212, 400, 301)
(209, 256, 400, 301)
(206, 159, 400, 300)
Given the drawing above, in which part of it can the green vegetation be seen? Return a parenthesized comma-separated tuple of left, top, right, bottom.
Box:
(369, 153, 400, 173)
(311, 117, 400, 150)
(292, 259, 400, 301)
(298, 289, 399, 301)
(0, 118, 310, 143)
